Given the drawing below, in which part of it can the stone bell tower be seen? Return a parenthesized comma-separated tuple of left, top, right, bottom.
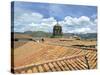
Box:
(53, 22, 63, 37)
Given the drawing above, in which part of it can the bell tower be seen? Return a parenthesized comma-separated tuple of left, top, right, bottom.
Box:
(53, 22, 62, 37)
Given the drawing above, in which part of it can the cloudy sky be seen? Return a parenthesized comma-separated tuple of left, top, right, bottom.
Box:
(11, 1, 97, 33)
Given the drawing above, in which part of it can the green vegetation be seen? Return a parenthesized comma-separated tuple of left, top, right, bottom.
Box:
(14, 31, 97, 40)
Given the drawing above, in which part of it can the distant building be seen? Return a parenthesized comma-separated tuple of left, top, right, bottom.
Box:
(53, 22, 63, 37)
(73, 35, 81, 40)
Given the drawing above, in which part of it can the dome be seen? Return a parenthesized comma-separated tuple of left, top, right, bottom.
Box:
(53, 22, 62, 30)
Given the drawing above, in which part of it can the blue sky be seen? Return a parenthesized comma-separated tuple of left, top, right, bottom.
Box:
(12, 1, 97, 33)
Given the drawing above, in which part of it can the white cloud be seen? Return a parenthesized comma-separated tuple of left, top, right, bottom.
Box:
(14, 12, 57, 32)
(94, 19, 97, 23)
(60, 16, 90, 26)
(91, 14, 97, 19)
(14, 12, 43, 32)
(78, 16, 90, 22)
(18, 12, 43, 24)
(69, 28, 95, 33)
(41, 17, 57, 27)
(59, 16, 97, 33)
(14, 12, 97, 33)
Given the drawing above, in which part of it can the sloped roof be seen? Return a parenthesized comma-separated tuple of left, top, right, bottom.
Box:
(13, 33, 32, 39)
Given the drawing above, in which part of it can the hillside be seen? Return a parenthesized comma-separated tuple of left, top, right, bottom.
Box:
(13, 31, 97, 40)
